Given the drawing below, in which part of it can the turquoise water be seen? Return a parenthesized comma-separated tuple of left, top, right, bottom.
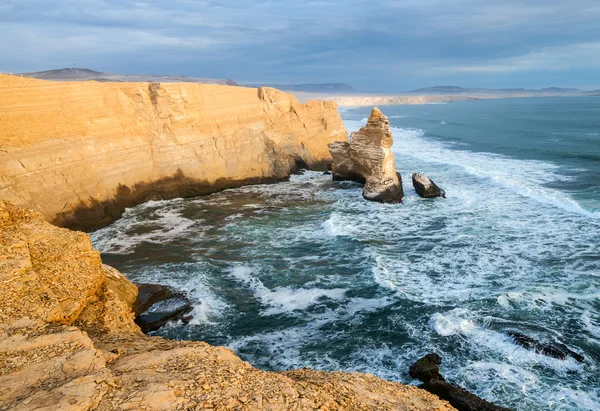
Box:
(92, 97, 600, 410)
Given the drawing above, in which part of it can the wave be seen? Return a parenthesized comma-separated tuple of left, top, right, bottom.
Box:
(229, 265, 347, 316)
(345, 115, 599, 218)
(91, 200, 198, 254)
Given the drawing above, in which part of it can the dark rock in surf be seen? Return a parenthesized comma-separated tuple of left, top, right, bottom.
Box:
(421, 379, 510, 411)
(133, 283, 193, 333)
(412, 173, 445, 198)
(409, 354, 510, 411)
(133, 283, 174, 316)
(135, 295, 193, 333)
(409, 353, 444, 382)
(507, 331, 584, 363)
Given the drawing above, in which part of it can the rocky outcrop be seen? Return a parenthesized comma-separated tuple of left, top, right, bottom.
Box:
(328, 141, 363, 182)
(0, 200, 456, 410)
(508, 331, 584, 362)
(0, 200, 139, 333)
(412, 173, 445, 198)
(328, 107, 404, 203)
(0, 74, 347, 231)
(409, 354, 510, 411)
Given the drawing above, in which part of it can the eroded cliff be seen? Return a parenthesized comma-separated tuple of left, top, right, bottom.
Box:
(0, 201, 455, 410)
(0, 75, 347, 230)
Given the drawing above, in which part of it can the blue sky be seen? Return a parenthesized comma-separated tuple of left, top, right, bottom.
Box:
(1, 0, 600, 91)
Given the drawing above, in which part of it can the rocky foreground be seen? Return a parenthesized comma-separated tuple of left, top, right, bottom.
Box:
(0, 202, 458, 410)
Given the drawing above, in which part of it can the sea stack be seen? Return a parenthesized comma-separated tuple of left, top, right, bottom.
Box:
(328, 107, 404, 203)
(412, 173, 445, 198)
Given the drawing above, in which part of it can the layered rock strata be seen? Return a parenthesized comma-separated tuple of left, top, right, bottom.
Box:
(0, 74, 347, 231)
(412, 173, 445, 198)
(328, 107, 404, 203)
(0, 200, 456, 410)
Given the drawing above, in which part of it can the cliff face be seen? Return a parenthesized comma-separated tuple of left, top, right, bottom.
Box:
(0, 201, 455, 410)
(0, 75, 346, 230)
(0, 200, 139, 332)
(328, 108, 403, 203)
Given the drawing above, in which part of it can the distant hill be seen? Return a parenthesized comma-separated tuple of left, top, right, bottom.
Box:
(407, 85, 586, 96)
(243, 83, 359, 93)
(18, 68, 238, 86)
(409, 86, 470, 94)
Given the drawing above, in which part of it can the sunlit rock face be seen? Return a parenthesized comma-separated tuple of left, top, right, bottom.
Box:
(328, 107, 404, 203)
(0, 75, 347, 230)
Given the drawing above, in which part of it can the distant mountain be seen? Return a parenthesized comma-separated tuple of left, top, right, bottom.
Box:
(409, 86, 470, 94)
(407, 85, 586, 95)
(538, 87, 582, 93)
(18, 68, 238, 86)
(243, 83, 359, 93)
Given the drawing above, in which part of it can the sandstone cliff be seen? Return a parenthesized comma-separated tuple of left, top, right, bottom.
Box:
(329, 108, 404, 203)
(0, 201, 455, 410)
(0, 75, 346, 230)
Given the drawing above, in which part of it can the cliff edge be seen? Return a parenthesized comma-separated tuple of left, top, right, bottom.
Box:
(0, 75, 346, 231)
(0, 200, 455, 410)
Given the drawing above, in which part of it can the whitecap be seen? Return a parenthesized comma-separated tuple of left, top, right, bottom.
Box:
(229, 265, 347, 316)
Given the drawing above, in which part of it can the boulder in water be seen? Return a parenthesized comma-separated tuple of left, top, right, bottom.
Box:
(412, 173, 445, 198)
(133, 283, 193, 333)
(328, 107, 403, 203)
(135, 295, 193, 333)
(409, 353, 443, 382)
(409, 354, 510, 411)
(133, 283, 174, 316)
(508, 331, 584, 362)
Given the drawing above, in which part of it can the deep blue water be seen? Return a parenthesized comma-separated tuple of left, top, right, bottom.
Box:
(92, 97, 600, 410)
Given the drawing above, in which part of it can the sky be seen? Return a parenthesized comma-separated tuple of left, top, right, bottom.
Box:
(1, 0, 600, 92)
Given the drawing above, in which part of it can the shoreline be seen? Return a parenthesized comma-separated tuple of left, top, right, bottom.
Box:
(0, 199, 458, 410)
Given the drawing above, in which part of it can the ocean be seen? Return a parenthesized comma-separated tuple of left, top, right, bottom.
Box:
(91, 97, 600, 410)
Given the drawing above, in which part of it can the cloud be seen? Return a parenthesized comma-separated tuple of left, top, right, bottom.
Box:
(1, 0, 600, 89)
(442, 42, 600, 74)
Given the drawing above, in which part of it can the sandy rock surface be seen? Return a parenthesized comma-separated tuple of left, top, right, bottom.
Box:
(0, 201, 455, 410)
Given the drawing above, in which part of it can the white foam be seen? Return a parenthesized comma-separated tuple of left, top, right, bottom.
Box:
(430, 309, 584, 371)
(389, 125, 599, 219)
(229, 265, 347, 316)
(582, 311, 600, 340)
(430, 309, 476, 336)
(91, 205, 197, 254)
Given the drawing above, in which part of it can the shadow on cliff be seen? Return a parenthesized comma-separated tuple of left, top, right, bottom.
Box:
(52, 169, 288, 232)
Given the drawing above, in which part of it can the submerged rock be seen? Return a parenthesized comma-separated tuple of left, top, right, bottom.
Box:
(328, 107, 403, 203)
(409, 354, 510, 411)
(508, 331, 584, 362)
(412, 173, 445, 198)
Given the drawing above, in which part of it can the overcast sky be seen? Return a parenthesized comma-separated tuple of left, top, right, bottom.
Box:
(2, 0, 600, 91)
